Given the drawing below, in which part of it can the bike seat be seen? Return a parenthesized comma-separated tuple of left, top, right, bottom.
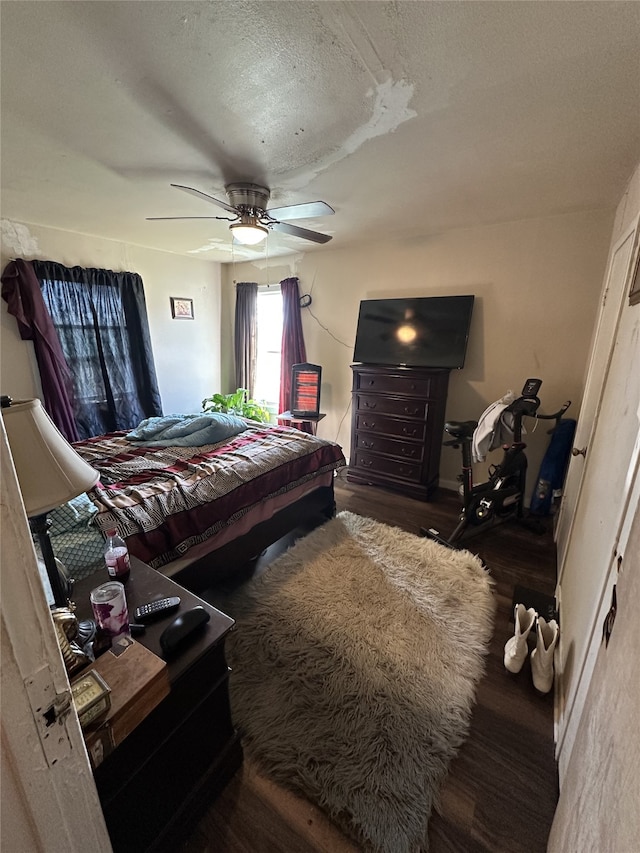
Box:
(444, 420, 478, 440)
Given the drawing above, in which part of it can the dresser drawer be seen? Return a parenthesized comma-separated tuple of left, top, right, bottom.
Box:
(353, 371, 433, 397)
(355, 413, 426, 441)
(355, 393, 427, 419)
(352, 450, 422, 483)
(355, 433, 425, 462)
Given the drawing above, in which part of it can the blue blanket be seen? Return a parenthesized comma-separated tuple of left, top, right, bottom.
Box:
(126, 413, 248, 447)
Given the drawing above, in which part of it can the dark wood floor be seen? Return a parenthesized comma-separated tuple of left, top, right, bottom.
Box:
(182, 473, 559, 853)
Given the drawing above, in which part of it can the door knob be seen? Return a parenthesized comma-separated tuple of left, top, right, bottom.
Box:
(572, 446, 587, 457)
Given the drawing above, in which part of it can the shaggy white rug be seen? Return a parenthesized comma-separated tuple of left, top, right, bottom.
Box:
(226, 511, 495, 852)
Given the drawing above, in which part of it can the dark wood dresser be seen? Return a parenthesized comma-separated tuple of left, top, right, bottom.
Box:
(74, 559, 242, 853)
(347, 364, 450, 500)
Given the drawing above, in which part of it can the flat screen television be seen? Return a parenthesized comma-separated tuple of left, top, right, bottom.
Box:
(353, 295, 474, 369)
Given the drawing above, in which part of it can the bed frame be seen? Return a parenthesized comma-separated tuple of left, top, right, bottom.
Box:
(168, 482, 336, 593)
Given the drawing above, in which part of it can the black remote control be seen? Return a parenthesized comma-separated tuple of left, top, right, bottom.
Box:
(134, 596, 181, 623)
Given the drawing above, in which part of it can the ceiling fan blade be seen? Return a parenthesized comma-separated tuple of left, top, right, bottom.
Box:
(269, 221, 332, 243)
(170, 183, 237, 214)
(267, 201, 334, 221)
(146, 216, 235, 221)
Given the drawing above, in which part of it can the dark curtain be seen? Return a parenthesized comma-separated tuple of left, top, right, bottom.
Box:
(279, 277, 308, 427)
(31, 260, 162, 439)
(1, 259, 79, 442)
(234, 282, 258, 397)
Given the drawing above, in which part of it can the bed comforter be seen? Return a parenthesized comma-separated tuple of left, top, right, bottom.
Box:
(74, 421, 345, 569)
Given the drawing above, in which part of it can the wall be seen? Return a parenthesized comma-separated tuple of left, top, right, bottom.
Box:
(1, 220, 222, 415)
(222, 208, 612, 496)
(0, 207, 614, 497)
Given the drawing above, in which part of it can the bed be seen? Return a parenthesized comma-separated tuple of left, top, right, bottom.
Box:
(72, 418, 345, 591)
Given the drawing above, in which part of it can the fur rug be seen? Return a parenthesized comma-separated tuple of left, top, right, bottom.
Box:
(225, 511, 495, 852)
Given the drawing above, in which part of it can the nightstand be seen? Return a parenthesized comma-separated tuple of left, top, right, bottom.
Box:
(73, 558, 242, 853)
(278, 410, 326, 435)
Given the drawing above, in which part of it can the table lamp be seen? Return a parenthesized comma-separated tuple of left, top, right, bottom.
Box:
(2, 397, 100, 671)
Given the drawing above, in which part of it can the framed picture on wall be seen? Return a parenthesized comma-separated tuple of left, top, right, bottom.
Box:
(170, 297, 194, 319)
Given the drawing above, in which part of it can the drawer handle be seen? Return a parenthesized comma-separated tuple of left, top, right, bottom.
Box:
(402, 427, 417, 437)
(361, 440, 374, 449)
(401, 448, 416, 457)
(364, 401, 377, 409)
(361, 459, 373, 468)
(399, 467, 414, 476)
(404, 407, 419, 415)
(367, 380, 375, 386)
(362, 420, 376, 429)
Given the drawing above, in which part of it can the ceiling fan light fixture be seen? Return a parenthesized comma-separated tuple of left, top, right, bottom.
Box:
(230, 217, 269, 245)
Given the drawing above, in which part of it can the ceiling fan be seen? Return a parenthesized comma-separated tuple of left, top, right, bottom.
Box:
(147, 183, 334, 245)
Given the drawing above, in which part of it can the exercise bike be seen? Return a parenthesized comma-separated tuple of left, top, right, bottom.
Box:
(421, 378, 571, 548)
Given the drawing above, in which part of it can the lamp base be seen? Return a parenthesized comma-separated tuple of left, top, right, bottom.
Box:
(30, 513, 72, 607)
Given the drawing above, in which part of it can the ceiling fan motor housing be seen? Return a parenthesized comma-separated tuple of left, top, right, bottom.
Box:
(225, 182, 271, 215)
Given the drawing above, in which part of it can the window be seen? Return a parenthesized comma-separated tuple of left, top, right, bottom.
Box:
(32, 260, 162, 438)
(52, 312, 136, 409)
(253, 285, 282, 411)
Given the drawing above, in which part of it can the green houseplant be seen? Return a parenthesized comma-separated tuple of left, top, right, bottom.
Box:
(202, 388, 271, 424)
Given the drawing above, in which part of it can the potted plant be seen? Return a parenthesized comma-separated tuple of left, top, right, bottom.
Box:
(202, 388, 271, 423)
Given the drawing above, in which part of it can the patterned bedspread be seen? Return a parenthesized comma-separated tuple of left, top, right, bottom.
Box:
(74, 422, 345, 569)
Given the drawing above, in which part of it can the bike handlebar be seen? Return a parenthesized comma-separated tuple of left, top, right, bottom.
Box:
(534, 400, 572, 420)
(507, 396, 571, 440)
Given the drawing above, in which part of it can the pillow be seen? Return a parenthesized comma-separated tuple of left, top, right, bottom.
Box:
(126, 412, 247, 447)
(48, 501, 81, 535)
(194, 413, 247, 443)
(48, 492, 98, 536)
(68, 491, 99, 525)
(51, 527, 106, 581)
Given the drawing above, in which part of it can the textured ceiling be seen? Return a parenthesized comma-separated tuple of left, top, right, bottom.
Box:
(1, 1, 639, 263)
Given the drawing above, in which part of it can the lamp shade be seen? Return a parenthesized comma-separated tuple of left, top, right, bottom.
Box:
(2, 399, 99, 516)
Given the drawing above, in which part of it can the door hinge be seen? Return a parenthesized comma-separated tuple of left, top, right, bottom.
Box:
(25, 665, 74, 767)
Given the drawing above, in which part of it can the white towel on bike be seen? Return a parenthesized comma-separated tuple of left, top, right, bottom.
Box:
(472, 390, 516, 463)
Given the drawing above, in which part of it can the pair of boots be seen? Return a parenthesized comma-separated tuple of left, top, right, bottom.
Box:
(503, 604, 559, 693)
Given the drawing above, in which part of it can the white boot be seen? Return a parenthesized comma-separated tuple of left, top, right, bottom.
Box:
(504, 604, 537, 673)
(530, 617, 559, 693)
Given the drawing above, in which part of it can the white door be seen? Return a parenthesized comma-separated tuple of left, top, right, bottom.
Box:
(555, 220, 638, 566)
(0, 419, 112, 852)
(555, 217, 640, 764)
